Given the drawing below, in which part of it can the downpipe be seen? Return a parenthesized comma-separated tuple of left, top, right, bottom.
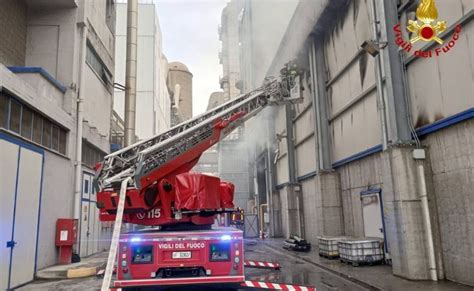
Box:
(259, 204, 268, 239)
(371, 0, 389, 150)
(414, 149, 438, 281)
(124, 0, 138, 146)
(73, 21, 88, 221)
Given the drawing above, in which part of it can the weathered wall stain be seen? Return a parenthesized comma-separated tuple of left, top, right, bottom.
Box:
(434, 112, 445, 122)
(415, 111, 430, 128)
(359, 51, 368, 87)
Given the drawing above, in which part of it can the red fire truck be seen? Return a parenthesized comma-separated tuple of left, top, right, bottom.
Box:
(95, 62, 307, 290)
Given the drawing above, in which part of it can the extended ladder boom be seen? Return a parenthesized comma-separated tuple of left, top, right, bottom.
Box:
(96, 70, 302, 192)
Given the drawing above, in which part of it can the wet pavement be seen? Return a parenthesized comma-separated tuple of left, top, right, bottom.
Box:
(262, 239, 473, 291)
(19, 240, 367, 291)
(244, 241, 368, 290)
(18, 239, 473, 291)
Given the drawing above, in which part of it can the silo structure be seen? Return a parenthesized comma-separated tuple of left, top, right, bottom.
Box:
(168, 62, 193, 121)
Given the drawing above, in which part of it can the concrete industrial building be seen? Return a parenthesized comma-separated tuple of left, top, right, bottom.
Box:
(168, 61, 193, 125)
(0, 0, 114, 289)
(114, 1, 171, 142)
(237, 0, 474, 287)
(217, 0, 255, 213)
(219, 0, 243, 101)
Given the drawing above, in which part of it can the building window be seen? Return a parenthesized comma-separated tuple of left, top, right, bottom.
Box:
(21, 106, 33, 139)
(42, 119, 52, 148)
(32, 113, 43, 144)
(52, 125, 60, 151)
(59, 130, 67, 154)
(82, 141, 106, 169)
(86, 42, 112, 86)
(106, 0, 116, 34)
(0, 93, 9, 128)
(0, 92, 68, 155)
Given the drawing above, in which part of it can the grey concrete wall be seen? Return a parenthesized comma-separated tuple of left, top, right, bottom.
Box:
(336, 148, 433, 280)
(301, 178, 320, 242)
(316, 173, 344, 236)
(380, 148, 430, 280)
(82, 0, 115, 64)
(36, 152, 75, 269)
(278, 186, 301, 238)
(271, 191, 283, 237)
(0, 0, 27, 66)
(423, 119, 474, 286)
(25, 5, 78, 117)
(338, 153, 384, 236)
(82, 65, 112, 153)
(0, 65, 75, 132)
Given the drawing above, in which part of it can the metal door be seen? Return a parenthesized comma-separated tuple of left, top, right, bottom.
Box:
(80, 172, 100, 257)
(10, 148, 43, 287)
(80, 173, 91, 257)
(87, 176, 97, 255)
(0, 140, 19, 291)
(361, 190, 384, 238)
(0, 135, 44, 290)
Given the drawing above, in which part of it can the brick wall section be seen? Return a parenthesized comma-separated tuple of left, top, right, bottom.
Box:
(0, 0, 27, 66)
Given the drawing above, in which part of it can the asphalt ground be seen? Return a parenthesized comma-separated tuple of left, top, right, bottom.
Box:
(18, 240, 369, 291)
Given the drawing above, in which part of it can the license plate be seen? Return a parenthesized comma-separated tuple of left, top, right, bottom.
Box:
(172, 251, 191, 259)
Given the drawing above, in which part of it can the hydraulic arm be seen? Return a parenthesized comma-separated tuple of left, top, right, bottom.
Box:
(95, 62, 303, 227)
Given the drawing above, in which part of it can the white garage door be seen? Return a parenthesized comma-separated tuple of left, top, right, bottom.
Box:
(0, 135, 44, 290)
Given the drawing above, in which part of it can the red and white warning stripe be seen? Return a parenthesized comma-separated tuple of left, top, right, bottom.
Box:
(244, 260, 281, 270)
(241, 281, 316, 291)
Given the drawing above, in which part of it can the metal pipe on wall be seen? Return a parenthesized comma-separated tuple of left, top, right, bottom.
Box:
(415, 154, 438, 281)
(371, 0, 389, 150)
(124, 0, 138, 146)
(309, 40, 332, 171)
(285, 104, 297, 184)
(73, 17, 88, 221)
(259, 203, 268, 237)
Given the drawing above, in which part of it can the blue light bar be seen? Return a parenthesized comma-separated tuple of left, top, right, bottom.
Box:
(130, 237, 142, 243)
(221, 234, 232, 241)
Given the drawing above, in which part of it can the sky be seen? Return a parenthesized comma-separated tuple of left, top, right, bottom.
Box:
(155, 0, 230, 116)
